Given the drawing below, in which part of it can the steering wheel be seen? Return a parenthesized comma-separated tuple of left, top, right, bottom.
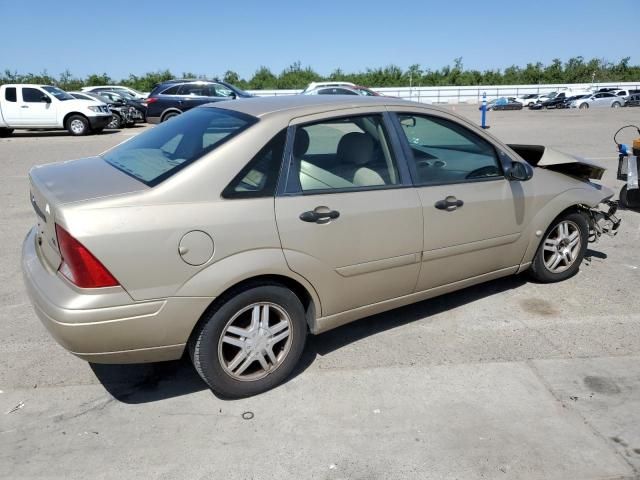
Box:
(465, 165, 500, 179)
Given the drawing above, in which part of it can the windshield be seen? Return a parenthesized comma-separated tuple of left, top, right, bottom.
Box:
(42, 86, 74, 101)
(102, 107, 256, 186)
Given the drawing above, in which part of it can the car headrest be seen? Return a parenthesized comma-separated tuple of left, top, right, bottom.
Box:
(293, 129, 310, 158)
(337, 132, 373, 166)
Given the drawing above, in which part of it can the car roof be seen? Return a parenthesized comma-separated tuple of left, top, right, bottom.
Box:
(209, 95, 424, 119)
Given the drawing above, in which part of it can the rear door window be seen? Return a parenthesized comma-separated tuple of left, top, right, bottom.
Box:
(5, 87, 17, 102)
(102, 107, 257, 186)
(285, 114, 400, 193)
(178, 83, 209, 96)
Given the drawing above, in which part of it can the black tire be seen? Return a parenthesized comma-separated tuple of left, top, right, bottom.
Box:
(161, 111, 180, 122)
(0, 128, 13, 137)
(107, 113, 122, 129)
(66, 115, 89, 136)
(189, 283, 307, 398)
(612, 102, 621, 108)
(579, 103, 589, 109)
(529, 211, 589, 283)
(620, 185, 640, 209)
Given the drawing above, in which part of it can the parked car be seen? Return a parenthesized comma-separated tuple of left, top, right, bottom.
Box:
(529, 93, 585, 110)
(481, 97, 523, 110)
(302, 81, 357, 92)
(0, 84, 111, 137)
(92, 90, 146, 123)
(611, 89, 632, 101)
(21, 96, 620, 397)
(81, 85, 148, 100)
(516, 94, 542, 107)
(570, 92, 624, 109)
(624, 93, 640, 107)
(304, 86, 361, 96)
(303, 81, 379, 96)
(144, 79, 253, 123)
(69, 91, 134, 129)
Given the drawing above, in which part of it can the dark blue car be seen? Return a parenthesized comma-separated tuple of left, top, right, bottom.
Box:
(144, 79, 253, 124)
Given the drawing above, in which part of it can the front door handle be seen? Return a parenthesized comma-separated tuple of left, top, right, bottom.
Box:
(21, 105, 29, 109)
(299, 209, 340, 223)
(435, 196, 464, 210)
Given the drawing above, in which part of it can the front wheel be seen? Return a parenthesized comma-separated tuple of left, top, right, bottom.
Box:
(189, 284, 307, 398)
(107, 113, 122, 129)
(529, 212, 589, 283)
(579, 103, 589, 109)
(66, 115, 89, 136)
(612, 102, 621, 108)
(0, 128, 13, 137)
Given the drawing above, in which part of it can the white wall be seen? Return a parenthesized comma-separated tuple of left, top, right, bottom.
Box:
(248, 82, 640, 104)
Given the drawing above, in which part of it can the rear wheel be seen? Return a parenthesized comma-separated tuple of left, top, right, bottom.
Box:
(0, 128, 13, 137)
(529, 212, 589, 283)
(612, 102, 621, 108)
(66, 115, 89, 136)
(161, 111, 180, 122)
(189, 284, 307, 398)
(579, 103, 589, 109)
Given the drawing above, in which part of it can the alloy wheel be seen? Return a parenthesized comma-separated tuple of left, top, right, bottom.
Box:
(542, 220, 582, 273)
(218, 302, 293, 381)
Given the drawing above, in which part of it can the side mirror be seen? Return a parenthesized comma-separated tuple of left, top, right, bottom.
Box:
(506, 161, 533, 181)
(399, 116, 416, 128)
(41, 95, 51, 103)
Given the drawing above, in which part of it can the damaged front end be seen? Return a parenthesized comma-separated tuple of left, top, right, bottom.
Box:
(508, 144, 622, 242)
(583, 200, 621, 242)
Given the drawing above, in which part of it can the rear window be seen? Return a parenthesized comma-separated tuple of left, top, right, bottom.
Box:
(102, 107, 257, 186)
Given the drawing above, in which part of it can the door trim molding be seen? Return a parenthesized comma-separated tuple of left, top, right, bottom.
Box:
(312, 265, 518, 334)
(336, 252, 421, 277)
(422, 233, 521, 262)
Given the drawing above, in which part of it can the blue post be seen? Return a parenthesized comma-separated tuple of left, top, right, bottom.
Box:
(481, 91, 489, 129)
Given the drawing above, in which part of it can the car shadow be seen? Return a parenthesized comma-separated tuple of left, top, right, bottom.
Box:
(9, 130, 120, 138)
(92, 274, 528, 404)
(585, 248, 607, 260)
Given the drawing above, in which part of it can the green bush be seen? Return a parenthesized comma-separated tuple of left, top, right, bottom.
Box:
(1, 57, 638, 91)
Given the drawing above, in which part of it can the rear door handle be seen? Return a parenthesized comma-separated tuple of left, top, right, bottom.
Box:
(299, 209, 340, 223)
(21, 106, 29, 109)
(435, 197, 464, 210)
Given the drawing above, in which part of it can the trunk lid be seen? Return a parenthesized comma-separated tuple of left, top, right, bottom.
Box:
(28, 156, 147, 270)
(508, 144, 606, 180)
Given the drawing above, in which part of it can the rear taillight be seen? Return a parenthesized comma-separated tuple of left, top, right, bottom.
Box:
(55, 224, 119, 288)
(143, 97, 157, 106)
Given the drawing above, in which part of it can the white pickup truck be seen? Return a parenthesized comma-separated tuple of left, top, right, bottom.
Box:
(0, 84, 112, 137)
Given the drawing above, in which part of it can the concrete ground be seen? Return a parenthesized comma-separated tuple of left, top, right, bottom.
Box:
(1, 106, 639, 480)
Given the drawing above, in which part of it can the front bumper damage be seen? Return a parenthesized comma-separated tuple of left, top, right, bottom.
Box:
(585, 200, 621, 241)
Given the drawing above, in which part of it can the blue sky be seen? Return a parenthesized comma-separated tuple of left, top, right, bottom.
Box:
(1, 0, 637, 80)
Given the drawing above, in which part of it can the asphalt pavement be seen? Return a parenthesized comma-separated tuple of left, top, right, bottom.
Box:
(1, 106, 639, 480)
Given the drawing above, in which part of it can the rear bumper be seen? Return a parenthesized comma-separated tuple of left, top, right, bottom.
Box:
(21, 228, 212, 363)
